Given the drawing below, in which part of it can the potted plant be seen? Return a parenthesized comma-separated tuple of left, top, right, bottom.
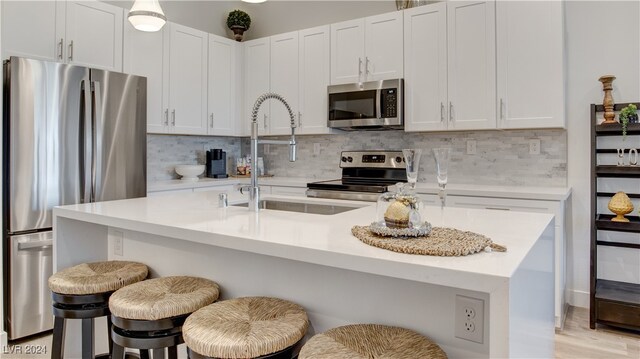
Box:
(619, 103, 638, 139)
(227, 10, 251, 42)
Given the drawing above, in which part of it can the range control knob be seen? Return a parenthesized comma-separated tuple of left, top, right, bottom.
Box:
(347, 156, 353, 162)
(341, 156, 347, 162)
(395, 156, 403, 163)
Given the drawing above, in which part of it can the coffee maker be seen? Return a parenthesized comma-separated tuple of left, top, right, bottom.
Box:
(206, 149, 228, 178)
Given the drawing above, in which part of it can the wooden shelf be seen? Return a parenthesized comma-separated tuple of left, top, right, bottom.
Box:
(595, 122, 640, 136)
(596, 214, 640, 233)
(594, 280, 640, 330)
(595, 279, 640, 305)
(595, 165, 640, 177)
(597, 192, 640, 199)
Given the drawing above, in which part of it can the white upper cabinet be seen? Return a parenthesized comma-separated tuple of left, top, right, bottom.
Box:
(2, 0, 122, 71)
(331, 13, 403, 85)
(208, 35, 239, 136)
(168, 23, 208, 135)
(244, 38, 271, 136)
(123, 19, 167, 134)
(270, 31, 300, 136)
(404, 3, 448, 132)
(298, 25, 331, 135)
(65, 1, 123, 71)
(1, 1, 65, 61)
(330, 18, 365, 85)
(364, 12, 404, 81)
(497, 1, 565, 129)
(447, 1, 496, 130)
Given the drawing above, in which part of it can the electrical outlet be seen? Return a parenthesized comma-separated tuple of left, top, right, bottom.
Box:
(264, 144, 270, 155)
(313, 143, 321, 155)
(455, 295, 484, 344)
(529, 139, 541, 155)
(113, 230, 123, 256)
(466, 140, 477, 155)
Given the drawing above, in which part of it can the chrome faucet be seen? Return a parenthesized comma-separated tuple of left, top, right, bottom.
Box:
(240, 93, 297, 211)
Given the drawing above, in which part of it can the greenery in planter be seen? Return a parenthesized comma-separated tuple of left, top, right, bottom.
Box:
(619, 103, 637, 139)
(227, 10, 251, 30)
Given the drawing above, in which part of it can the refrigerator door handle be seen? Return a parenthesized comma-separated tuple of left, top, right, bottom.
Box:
(79, 80, 93, 204)
(90, 81, 102, 203)
(18, 240, 53, 251)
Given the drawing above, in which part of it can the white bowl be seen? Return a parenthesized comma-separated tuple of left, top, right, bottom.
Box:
(175, 165, 205, 182)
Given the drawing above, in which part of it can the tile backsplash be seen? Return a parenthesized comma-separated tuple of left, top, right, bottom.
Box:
(148, 129, 567, 187)
(240, 129, 568, 187)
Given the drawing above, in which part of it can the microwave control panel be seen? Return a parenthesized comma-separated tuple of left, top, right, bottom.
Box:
(381, 88, 398, 118)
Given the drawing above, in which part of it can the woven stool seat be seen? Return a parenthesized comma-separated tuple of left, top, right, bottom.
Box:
(109, 276, 219, 320)
(183, 296, 309, 358)
(48, 260, 148, 295)
(298, 324, 447, 359)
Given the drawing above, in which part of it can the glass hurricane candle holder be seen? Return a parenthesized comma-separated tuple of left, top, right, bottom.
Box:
(402, 148, 422, 190)
(432, 147, 451, 207)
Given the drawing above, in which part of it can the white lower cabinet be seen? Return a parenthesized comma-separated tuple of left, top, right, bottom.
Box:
(445, 194, 567, 328)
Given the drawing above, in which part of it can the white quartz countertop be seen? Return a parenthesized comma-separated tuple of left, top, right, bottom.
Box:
(149, 177, 571, 201)
(54, 191, 555, 293)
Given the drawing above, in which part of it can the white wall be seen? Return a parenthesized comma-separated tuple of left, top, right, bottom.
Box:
(107, 0, 396, 40)
(565, 0, 640, 308)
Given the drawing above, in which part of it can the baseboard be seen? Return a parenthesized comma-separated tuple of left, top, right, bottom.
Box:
(567, 289, 589, 308)
(0, 330, 7, 348)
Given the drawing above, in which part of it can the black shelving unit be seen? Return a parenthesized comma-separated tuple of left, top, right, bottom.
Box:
(590, 102, 640, 331)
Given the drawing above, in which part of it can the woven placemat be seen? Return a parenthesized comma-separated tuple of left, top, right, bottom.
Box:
(352, 226, 506, 257)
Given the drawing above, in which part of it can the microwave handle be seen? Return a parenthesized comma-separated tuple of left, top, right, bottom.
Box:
(376, 88, 382, 119)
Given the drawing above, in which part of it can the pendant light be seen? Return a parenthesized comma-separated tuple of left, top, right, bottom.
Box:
(128, 0, 167, 32)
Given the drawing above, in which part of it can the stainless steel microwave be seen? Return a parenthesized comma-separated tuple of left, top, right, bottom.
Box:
(327, 79, 404, 131)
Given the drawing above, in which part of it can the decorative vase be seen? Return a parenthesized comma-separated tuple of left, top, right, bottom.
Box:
(608, 191, 634, 222)
(598, 75, 617, 124)
(230, 25, 246, 42)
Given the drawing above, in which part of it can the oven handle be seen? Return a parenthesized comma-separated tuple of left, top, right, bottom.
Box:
(376, 88, 382, 119)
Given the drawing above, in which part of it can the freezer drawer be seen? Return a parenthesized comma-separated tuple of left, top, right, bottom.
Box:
(7, 231, 53, 340)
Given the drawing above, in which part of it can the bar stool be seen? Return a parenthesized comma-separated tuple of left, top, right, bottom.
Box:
(183, 296, 309, 359)
(298, 324, 448, 359)
(109, 276, 220, 359)
(48, 260, 148, 359)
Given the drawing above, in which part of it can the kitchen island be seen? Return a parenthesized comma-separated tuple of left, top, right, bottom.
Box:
(53, 191, 555, 358)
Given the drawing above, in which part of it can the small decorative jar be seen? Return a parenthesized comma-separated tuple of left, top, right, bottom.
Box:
(376, 183, 422, 229)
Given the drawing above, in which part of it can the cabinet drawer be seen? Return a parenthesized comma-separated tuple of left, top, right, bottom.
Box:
(447, 195, 562, 227)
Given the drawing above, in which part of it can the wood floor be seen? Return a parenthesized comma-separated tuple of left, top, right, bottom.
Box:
(3, 306, 639, 358)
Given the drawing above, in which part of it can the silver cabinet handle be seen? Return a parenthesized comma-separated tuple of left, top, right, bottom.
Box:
(449, 102, 454, 122)
(440, 102, 445, 122)
(358, 57, 363, 82)
(164, 109, 169, 126)
(298, 112, 302, 127)
(263, 114, 267, 130)
(171, 109, 176, 126)
(210, 113, 214, 128)
(58, 38, 64, 60)
(68, 40, 74, 61)
(500, 98, 504, 121)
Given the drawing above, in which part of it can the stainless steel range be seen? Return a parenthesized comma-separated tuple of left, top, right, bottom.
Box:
(306, 151, 407, 202)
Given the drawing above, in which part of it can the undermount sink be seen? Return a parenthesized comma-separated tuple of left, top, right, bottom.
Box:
(232, 199, 360, 215)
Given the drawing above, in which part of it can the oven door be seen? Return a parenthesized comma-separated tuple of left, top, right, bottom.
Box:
(328, 79, 403, 130)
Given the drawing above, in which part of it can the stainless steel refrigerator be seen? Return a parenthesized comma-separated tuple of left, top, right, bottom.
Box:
(2, 57, 147, 340)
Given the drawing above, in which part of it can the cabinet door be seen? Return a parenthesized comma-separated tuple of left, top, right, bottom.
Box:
(404, 3, 448, 132)
(123, 20, 168, 134)
(298, 25, 331, 135)
(244, 38, 271, 136)
(270, 31, 299, 136)
(1, 1, 65, 61)
(497, 1, 564, 129)
(65, 0, 123, 71)
(208, 35, 238, 136)
(365, 11, 404, 81)
(447, 1, 496, 130)
(330, 18, 365, 85)
(168, 23, 208, 135)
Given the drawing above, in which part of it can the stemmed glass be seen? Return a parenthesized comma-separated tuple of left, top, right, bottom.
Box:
(433, 148, 451, 208)
(402, 149, 422, 190)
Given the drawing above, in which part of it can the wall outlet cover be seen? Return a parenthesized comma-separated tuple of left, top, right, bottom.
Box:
(454, 294, 484, 344)
(466, 140, 477, 155)
(113, 230, 124, 256)
(529, 139, 541, 155)
(313, 143, 321, 155)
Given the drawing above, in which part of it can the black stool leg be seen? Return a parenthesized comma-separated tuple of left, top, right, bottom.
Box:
(139, 350, 151, 359)
(107, 315, 114, 357)
(81, 318, 95, 359)
(52, 316, 66, 359)
(111, 343, 126, 359)
(152, 348, 165, 359)
(167, 346, 177, 359)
